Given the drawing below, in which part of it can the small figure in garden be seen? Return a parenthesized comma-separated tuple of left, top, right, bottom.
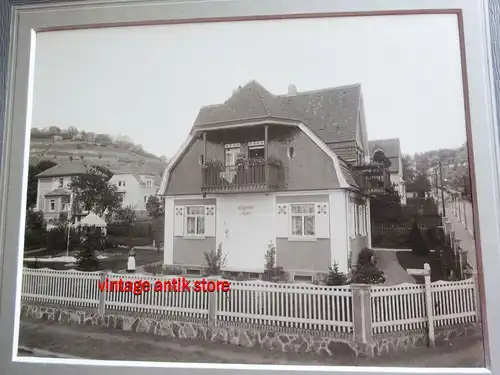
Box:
(127, 245, 136, 273)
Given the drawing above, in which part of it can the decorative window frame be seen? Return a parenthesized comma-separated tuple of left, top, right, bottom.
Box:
(184, 205, 206, 238)
(288, 202, 317, 241)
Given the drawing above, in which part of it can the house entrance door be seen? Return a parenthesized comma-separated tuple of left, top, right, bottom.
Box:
(216, 194, 275, 273)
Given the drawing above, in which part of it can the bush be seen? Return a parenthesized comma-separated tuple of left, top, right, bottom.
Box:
(325, 262, 349, 286)
(408, 222, 430, 256)
(142, 262, 184, 276)
(45, 226, 80, 252)
(203, 243, 226, 276)
(351, 247, 386, 284)
(263, 241, 286, 282)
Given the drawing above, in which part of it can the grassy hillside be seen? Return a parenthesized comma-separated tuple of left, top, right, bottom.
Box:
(30, 137, 167, 175)
(406, 143, 470, 192)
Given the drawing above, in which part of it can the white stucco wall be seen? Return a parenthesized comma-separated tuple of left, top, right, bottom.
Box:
(216, 194, 276, 273)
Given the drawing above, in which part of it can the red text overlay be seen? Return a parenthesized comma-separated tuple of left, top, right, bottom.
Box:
(98, 277, 231, 295)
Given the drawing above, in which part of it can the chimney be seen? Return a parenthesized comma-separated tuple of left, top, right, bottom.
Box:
(288, 84, 298, 95)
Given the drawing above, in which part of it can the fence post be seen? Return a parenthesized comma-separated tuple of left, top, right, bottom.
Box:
(472, 270, 481, 324)
(351, 284, 372, 344)
(207, 275, 219, 328)
(98, 271, 108, 316)
(423, 263, 435, 348)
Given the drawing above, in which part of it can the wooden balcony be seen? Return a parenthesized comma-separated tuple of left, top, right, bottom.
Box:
(202, 163, 283, 193)
(351, 166, 391, 195)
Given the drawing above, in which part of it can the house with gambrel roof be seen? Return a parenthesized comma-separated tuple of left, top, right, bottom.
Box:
(157, 81, 391, 280)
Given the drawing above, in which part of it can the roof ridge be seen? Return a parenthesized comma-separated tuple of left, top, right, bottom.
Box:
(278, 83, 361, 98)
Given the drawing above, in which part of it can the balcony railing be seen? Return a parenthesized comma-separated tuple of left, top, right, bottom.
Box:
(351, 166, 391, 194)
(202, 163, 283, 192)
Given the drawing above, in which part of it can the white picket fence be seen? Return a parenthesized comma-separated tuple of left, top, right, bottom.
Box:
(21, 268, 478, 337)
(217, 281, 353, 333)
(370, 278, 477, 335)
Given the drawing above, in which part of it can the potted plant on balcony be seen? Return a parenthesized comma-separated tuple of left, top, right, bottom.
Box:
(203, 158, 224, 186)
(267, 155, 283, 168)
(234, 153, 248, 184)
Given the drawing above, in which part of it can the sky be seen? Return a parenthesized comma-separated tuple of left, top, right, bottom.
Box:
(31, 14, 466, 158)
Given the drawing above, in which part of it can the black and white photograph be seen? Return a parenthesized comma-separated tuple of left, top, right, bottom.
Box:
(6, 6, 490, 370)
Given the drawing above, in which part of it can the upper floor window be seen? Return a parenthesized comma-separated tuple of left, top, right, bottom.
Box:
(248, 141, 265, 159)
(185, 206, 205, 236)
(290, 203, 315, 237)
(58, 177, 64, 188)
(224, 143, 241, 166)
(144, 195, 148, 203)
(146, 179, 153, 188)
(118, 180, 126, 187)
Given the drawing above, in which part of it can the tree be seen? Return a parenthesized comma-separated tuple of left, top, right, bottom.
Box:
(262, 241, 285, 282)
(48, 126, 61, 134)
(351, 247, 386, 284)
(95, 133, 113, 144)
(402, 154, 415, 182)
(26, 160, 57, 209)
(370, 186, 402, 223)
(115, 205, 136, 226)
(26, 210, 46, 232)
(408, 222, 429, 256)
(66, 126, 78, 137)
(76, 226, 101, 271)
(146, 195, 164, 249)
(204, 243, 227, 276)
(325, 262, 349, 286)
(68, 167, 122, 217)
(373, 151, 392, 169)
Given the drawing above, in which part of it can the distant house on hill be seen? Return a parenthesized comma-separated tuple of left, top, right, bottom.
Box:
(368, 138, 406, 205)
(34, 160, 99, 228)
(109, 166, 161, 215)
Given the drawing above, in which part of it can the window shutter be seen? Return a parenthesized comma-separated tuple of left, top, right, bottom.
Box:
(315, 203, 329, 238)
(354, 204, 358, 236)
(360, 206, 365, 235)
(349, 203, 355, 239)
(174, 206, 184, 237)
(205, 205, 216, 237)
(276, 204, 289, 238)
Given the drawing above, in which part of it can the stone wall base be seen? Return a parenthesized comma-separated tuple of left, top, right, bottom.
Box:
(20, 304, 480, 358)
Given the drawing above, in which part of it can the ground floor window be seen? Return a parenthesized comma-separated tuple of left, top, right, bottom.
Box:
(290, 203, 315, 236)
(185, 206, 205, 235)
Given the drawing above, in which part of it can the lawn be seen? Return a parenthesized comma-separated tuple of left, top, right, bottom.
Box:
(395, 251, 445, 283)
(23, 248, 163, 272)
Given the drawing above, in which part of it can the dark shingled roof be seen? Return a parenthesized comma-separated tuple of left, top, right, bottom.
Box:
(44, 188, 71, 197)
(35, 161, 92, 178)
(193, 80, 363, 189)
(368, 138, 401, 174)
(338, 159, 359, 189)
(194, 81, 361, 148)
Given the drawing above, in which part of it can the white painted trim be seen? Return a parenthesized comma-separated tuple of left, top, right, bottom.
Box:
(367, 199, 372, 249)
(158, 118, 350, 195)
(169, 189, 342, 201)
(163, 197, 174, 265)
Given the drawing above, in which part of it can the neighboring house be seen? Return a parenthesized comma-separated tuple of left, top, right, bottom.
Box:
(35, 160, 92, 227)
(157, 81, 391, 280)
(368, 138, 407, 205)
(109, 167, 161, 213)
